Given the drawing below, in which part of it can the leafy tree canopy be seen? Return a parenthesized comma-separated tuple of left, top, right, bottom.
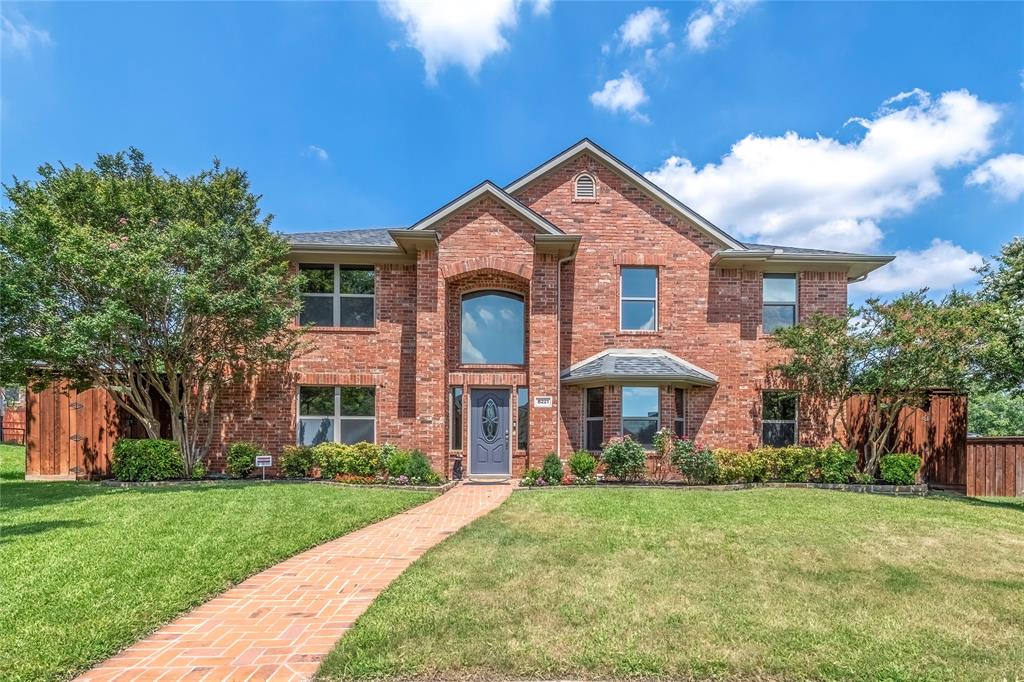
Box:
(0, 149, 303, 473)
(973, 237, 1024, 396)
(968, 391, 1024, 436)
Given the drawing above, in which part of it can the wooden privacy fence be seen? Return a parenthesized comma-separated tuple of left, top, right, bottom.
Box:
(966, 437, 1024, 497)
(846, 391, 967, 491)
(2, 407, 26, 444)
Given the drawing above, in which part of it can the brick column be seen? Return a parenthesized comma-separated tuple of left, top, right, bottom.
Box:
(527, 253, 559, 467)
(415, 249, 447, 473)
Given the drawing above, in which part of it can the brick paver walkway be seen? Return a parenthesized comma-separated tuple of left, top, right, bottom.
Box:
(78, 482, 514, 682)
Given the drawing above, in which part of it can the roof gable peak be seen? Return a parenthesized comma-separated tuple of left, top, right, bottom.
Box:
(408, 180, 563, 235)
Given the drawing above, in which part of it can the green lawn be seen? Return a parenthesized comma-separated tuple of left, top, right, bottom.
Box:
(320, 487, 1024, 682)
(0, 444, 435, 682)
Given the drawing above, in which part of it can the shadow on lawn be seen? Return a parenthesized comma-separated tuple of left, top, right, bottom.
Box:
(926, 491, 1024, 513)
(0, 479, 240, 513)
(0, 518, 96, 542)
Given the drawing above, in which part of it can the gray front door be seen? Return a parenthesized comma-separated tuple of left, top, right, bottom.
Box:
(470, 389, 510, 475)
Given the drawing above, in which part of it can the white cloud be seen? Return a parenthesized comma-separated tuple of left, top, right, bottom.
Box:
(685, 0, 754, 52)
(618, 7, 670, 49)
(306, 145, 329, 161)
(590, 71, 649, 122)
(1, 10, 53, 56)
(851, 239, 983, 295)
(644, 89, 1001, 253)
(966, 153, 1024, 201)
(380, 0, 547, 84)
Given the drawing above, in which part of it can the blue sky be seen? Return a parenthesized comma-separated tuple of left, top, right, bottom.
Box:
(2, 1, 1021, 302)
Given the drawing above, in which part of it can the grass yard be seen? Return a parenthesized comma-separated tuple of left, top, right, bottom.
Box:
(0, 444, 435, 682)
(320, 487, 1024, 682)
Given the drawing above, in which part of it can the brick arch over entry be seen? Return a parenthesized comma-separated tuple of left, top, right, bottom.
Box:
(440, 256, 533, 281)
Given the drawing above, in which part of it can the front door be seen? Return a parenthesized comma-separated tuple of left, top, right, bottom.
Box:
(470, 389, 510, 476)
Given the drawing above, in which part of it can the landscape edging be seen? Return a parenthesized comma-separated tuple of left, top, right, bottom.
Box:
(100, 478, 458, 493)
(515, 481, 928, 496)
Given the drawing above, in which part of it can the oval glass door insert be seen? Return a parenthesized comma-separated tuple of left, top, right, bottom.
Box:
(482, 398, 499, 442)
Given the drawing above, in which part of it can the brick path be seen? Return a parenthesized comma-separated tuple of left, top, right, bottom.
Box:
(78, 482, 514, 682)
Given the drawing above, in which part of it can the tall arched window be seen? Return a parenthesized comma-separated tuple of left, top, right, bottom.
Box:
(461, 291, 525, 365)
(575, 173, 597, 199)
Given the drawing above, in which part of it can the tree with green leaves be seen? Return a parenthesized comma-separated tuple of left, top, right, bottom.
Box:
(972, 237, 1023, 396)
(968, 391, 1024, 436)
(0, 149, 303, 476)
(772, 291, 990, 476)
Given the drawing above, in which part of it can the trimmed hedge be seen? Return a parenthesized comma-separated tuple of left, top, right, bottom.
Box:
(880, 453, 921, 485)
(280, 445, 316, 478)
(112, 439, 182, 482)
(226, 442, 263, 479)
(297, 442, 443, 484)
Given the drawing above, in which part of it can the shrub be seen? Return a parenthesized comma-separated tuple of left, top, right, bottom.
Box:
(650, 428, 675, 483)
(380, 443, 411, 479)
(672, 437, 718, 484)
(769, 446, 816, 482)
(311, 442, 382, 479)
(852, 471, 873, 484)
(880, 452, 921, 485)
(568, 450, 597, 480)
(815, 443, 858, 484)
(601, 436, 647, 481)
(280, 445, 316, 478)
(111, 438, 182, 482)
(191, 461, 206, 480)
(521, 467, 541, 487)
(405, 450, 442, 484)
(541, 453, 564, 486)
(226, 442, 263, 479)
(335, 474, 375, 484)
(713, 448, 768, 483)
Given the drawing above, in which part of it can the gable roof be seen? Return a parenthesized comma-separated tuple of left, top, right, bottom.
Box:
(561, 348, 719, 386)
(285, 228, 398, 248)
(408, 180, 563, 235)
(504, 138, 746, 250)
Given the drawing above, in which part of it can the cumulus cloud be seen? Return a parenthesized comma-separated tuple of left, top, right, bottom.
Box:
(685, 0, 754, 52)
(966, 153, 1024, 201)
(851, 239, 984, 295)
(380, 0, 547, 83)
(590, 71, 649, 122)
(618, 7, 670, 49)
(306, 145, 329, 161)
(644, 89, 1001, 253)
(1, 10, 53, 56)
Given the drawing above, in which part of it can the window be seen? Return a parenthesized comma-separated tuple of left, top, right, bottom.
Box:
(450, 387, 463, 450)
(585, 387, 604, 451)
(297, 386, 375, 445)
(575, 173, 596, 199)
(298, 264, 375, 328)
(620, 267, 657, 331)
(674, 388, 687, 438)
(762, 391, 798, 446)
(460, 291, 525, 365)
(517, 387, 529, 450)
(622, 386, 659, 446)
(763, 273, 796, 334)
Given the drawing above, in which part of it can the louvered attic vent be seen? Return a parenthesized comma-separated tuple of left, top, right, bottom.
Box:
(575, 173, 596, 199)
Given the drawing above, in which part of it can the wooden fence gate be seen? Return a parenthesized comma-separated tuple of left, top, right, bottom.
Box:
(25, 383, 123, 480)
(966, 437, 1024, 497)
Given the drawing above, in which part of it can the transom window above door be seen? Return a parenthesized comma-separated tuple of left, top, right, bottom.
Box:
(298, 264, 375, 328)
(620, 267, 657, 331)
(461, 291, 525, 365)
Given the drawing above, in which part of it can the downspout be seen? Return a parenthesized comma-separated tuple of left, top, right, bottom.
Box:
(556, 254, 574, 461)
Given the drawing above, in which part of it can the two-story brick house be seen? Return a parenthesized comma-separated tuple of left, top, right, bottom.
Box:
(210, 139, 892, 479)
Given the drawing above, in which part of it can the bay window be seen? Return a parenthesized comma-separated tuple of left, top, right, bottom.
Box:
(622, 386, 659, 446)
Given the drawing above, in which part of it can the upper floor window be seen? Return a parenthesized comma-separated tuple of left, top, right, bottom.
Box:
(622, 386, 659, 446)
(762, 391, 798, 447)
(297, 385, 375, 445)
(763, 273, 796, 333)
(461, 291, 525, 365)
(620, 267, 657, 331)
(575, 173, 597, 199)
(298, 264, 375, 328)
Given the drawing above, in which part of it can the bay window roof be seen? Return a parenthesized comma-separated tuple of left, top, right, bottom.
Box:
(560, 349, 718, 386)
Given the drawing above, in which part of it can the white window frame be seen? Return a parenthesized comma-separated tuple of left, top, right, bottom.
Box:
(761, 391, 799, 447)
(762, 273, 797, 334)
(674, 388, 687, 438)
(620, 385, 660, 446)
(585, 387, 604, 452)
(299, 264, 375, 328)
(296, 385, 376, 445)
(619, 266, 658, 332)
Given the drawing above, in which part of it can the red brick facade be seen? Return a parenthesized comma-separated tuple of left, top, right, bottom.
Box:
(206, 147, 857, 477)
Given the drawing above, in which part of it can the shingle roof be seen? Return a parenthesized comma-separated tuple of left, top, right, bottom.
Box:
(561, 349, 718, 386)
(740, 242, 867, 256)
(283, 228, 401, 247)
